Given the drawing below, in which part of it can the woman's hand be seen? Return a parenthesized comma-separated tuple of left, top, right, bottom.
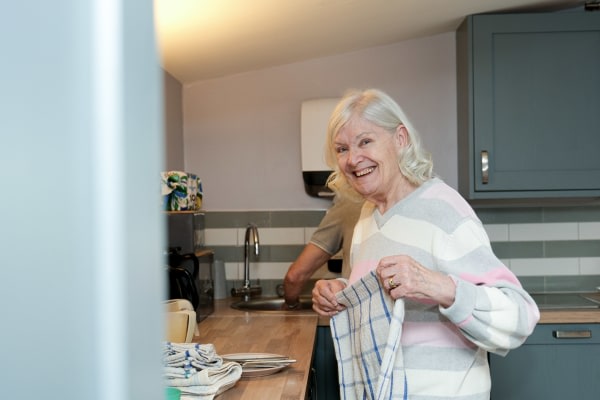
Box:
(376, 255, 456, 308)
(311, 279, 347, 316)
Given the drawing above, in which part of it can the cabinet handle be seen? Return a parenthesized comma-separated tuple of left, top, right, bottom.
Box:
(481, 150, 489, 184)
(552, 330, 592, 339)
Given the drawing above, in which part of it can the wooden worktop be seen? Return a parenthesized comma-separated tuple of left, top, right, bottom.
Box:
(193, 299, 318, 400)
(539, 309, 600, 324)
(538, 292, 600, 324)
(192, 295, 600, 399)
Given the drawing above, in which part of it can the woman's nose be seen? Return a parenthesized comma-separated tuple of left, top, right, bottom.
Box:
(347, 146, 362, 166)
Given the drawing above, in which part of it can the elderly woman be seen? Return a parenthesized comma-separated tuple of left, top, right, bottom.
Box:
(311, 89, 539, 400)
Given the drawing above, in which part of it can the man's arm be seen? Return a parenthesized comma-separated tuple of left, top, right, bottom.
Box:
(283, 243, 331, 308)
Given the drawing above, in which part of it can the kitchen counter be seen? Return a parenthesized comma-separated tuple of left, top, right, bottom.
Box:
(538, 309, 600, 323)
(537, 292, 600, 324)
(192, 295, 600, 399)
(193, 299, 318, 400)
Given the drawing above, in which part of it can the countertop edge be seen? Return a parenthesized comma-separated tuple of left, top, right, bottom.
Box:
(538, 309, 600, 324)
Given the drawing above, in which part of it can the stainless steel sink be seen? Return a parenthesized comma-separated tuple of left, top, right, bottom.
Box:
(231, 296, 313, 312)
(530, 292, 600, 310)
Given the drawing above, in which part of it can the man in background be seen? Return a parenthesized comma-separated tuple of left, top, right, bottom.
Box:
(282, 197, 362, 308)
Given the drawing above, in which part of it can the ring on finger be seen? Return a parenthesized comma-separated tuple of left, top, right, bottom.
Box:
(388, 277, 397, 289)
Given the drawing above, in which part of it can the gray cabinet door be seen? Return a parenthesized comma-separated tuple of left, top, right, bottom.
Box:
(489, 323, 600, 399)
(312, 326, 340, 399)
(457, 12, 600, 200)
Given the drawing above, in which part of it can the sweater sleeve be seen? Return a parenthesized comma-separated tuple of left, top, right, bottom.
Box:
(437, 219, 540, 356)
(441, 276, 539, 356)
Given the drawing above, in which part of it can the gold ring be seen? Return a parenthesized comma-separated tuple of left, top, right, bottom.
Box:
(388, 277, 396, 289)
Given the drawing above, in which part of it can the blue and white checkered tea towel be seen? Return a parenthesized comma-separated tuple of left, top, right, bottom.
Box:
(163, 342, 242, 399)
(331, 270, 407, 400)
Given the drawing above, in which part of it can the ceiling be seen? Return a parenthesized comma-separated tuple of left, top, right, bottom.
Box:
(154, 0, 585, 84)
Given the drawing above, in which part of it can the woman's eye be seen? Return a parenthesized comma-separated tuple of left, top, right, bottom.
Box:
(360, 138, 372, 146)
(335, 146, 348, 154)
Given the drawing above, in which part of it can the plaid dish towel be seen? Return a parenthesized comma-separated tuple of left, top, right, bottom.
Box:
(331, 270, 408, 400)
(166, 362, 242, 400)
(163, 343, 223, 370)
(163, 343, 241, 400)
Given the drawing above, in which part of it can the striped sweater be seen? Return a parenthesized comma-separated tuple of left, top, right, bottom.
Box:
(337, 178, 539, 399)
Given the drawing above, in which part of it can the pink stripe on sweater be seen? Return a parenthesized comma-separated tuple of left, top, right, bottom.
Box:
(402, 321, 476, 349)
(349, 259, 378, 284)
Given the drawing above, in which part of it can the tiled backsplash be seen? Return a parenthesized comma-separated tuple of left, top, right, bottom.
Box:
(203, 206, 600, 295)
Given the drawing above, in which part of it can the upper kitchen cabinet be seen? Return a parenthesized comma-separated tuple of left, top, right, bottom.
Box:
(456, 11, 600, 201)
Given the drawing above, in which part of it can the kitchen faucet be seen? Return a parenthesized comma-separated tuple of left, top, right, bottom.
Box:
(231, 223, 261, 301)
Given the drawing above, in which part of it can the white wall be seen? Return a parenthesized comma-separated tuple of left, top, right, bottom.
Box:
(164, 71, 185, 171)
(183, 32, 457, 211)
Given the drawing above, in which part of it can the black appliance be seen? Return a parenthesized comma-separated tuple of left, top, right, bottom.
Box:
(166, 247, 214, 322)
(165, 212, 214, 322)
(166, 212, 205, 253)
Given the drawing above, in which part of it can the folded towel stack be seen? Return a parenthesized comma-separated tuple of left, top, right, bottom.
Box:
(163, 343, 242, 400)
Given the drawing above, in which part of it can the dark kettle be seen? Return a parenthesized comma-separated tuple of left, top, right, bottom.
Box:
(166, 247, 200, 310)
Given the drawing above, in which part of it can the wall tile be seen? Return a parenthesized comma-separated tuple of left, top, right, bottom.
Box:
(252, 262, 290, 280)
(483, 224, 508, 241)
(509, 223, 578, 241)
(250, 227, 305, 245)
(544, 275, 600, 292)
(226, 261, 338, 282)
(545, 240, 600, 257)
(205, 228, 238, 245)
(269, 211, 325, 227)
(517, 276, 545, 293)
(475, 208, 543, 224)
(205, 210, 326, 228)
(492, 242, 543, 259)
(205, 212, 272, 228)
(211, 246, 241, 262)
(202, 208, 600, 289)
(224, 262, 240, 280)
(542, 206, 600, 222)
(579, 222, 600, 240)
(510, 258, 579, 277)
(580, 257, 600, 275)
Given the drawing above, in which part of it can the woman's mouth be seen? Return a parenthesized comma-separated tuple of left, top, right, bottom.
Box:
(354, 167, 375, 177)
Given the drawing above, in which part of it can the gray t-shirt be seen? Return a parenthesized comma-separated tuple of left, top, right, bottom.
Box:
(309, 197, 363, 278)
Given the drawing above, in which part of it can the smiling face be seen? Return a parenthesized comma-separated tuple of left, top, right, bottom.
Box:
(334, 114, 414, 211)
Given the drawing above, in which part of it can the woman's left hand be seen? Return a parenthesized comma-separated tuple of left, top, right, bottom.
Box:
(311, 279, 347, 316)
(375, 255, 456, 308)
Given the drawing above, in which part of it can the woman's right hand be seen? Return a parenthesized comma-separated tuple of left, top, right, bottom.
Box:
(311, 279, 347, 316)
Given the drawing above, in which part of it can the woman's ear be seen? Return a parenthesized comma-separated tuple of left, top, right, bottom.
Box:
(394, 124, 409, 148)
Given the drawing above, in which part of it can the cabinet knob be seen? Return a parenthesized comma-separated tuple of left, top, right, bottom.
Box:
(481, 150, 489, 184)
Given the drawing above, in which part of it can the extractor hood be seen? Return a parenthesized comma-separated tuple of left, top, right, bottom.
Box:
(300, 98, 339, 198)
